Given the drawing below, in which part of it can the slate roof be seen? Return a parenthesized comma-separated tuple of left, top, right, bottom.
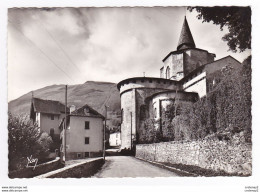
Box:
(31, 98, 68, 114)
(177, 16, 196, 51)
(145, 90, 199, 103)
(70, 104, 105, 120)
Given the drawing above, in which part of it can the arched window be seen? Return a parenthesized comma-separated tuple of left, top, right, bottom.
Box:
(160, 67, 164, 78)
(154, 107, 157, 118)
(166, 67, 170, 79)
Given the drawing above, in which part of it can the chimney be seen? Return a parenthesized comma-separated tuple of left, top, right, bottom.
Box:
(70, 105, 76, 114)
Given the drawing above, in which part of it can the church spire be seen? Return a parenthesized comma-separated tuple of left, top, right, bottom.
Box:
(177, 16, 196, 51)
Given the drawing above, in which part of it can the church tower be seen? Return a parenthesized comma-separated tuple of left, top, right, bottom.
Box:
(160, 17, 216, 81)
(177, 16, 196, 50)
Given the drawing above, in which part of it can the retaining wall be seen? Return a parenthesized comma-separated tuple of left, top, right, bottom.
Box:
(9, 157, 63, 178)
(36, 158, 104, 178)
(136, 134, 252, 175)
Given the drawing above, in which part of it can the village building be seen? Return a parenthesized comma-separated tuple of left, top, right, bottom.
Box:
(60, 104, 105, 160)
(109, 131, 121, 147)
(117, 17, 241, 150)
(30, 97, 68, 137)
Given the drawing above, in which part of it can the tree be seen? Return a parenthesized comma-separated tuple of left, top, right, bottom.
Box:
(188, 6, 251, 52)
(8, 113, 53, 171)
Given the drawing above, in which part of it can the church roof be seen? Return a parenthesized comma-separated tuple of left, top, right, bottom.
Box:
(145, 90, 199, 103)
(162, 47, 211, 62)
(177, 17, 196, 51)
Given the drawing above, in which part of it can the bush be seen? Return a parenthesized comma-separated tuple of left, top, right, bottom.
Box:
(184, 56, 251, 142)
(8, 113, 53, 171)
(138, 119, 162, 144)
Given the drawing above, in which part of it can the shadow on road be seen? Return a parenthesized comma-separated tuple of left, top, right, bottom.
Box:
(92, 159, 112, 178)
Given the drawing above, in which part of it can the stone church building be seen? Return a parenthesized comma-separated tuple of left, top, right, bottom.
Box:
(117, 17, 241, 150)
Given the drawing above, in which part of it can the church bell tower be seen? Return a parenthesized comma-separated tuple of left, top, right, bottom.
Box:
(160, 16, 215, 81)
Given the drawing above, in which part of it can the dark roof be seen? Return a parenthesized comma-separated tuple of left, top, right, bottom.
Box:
(162, 47, 212, 62)
(70, 104, 105, 120)
(145, 90, 199, 103)
(117, 76, 180, 90)
(32, 98, 68, 114)
(177, 17, 196, 51)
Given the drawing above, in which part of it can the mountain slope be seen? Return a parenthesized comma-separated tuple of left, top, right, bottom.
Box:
(8, 81, 121, 118)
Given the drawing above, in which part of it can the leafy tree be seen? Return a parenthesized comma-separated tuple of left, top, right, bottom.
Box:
(188, 6, 251, 52)
(8, 113, 53, 171)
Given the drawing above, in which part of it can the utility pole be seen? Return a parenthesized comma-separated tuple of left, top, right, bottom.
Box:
(103, 105, 109, 160)
(175, 88, 178, 117)
(130, 112, 132, 150)
(64, 85, 67, 162)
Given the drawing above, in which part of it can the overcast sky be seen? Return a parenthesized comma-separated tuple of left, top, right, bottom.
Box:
(8, 7, 251, 101)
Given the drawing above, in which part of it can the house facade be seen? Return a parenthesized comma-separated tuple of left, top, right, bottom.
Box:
(109, 132, 121, 147)
(60, 104, 105, 160)
(30, 97, 68, 137)
(117, 17, 241, 150)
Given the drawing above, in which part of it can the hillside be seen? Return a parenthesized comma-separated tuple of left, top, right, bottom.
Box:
(8, 81, 121, 123)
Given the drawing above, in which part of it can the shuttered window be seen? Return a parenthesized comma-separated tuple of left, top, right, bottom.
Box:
(85, 121, 89, 129)
(85, 137, 89, 144)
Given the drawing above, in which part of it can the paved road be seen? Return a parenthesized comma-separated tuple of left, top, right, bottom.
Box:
(93, 156, 179, 178)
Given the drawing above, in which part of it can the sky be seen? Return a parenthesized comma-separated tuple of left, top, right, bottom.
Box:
(8, 7, 251, 101)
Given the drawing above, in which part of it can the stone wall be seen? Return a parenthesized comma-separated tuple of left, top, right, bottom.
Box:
(9, 158, 63, 178)
(36, 158, 104, 178)
(136, 134, 252, 175)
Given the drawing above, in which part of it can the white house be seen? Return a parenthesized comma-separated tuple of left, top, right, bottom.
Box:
(60, 104, 105, 160)
(109, 132, 121, 147)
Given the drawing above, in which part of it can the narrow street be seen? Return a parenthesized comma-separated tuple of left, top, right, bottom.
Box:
(93, 156, 180, 178)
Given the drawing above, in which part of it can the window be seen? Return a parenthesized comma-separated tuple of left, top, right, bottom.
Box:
(153, 107, 157, 118)
(160, 67, 164, 78)
(116, 133, 118, 138)
(84, 108, 90, 115)
(50, 114, 54, 120)
(85, 121, 89, 129)
(85, 137, 89, 144)
(77, 153, 82, 158)
(85, 152, 90, 158)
